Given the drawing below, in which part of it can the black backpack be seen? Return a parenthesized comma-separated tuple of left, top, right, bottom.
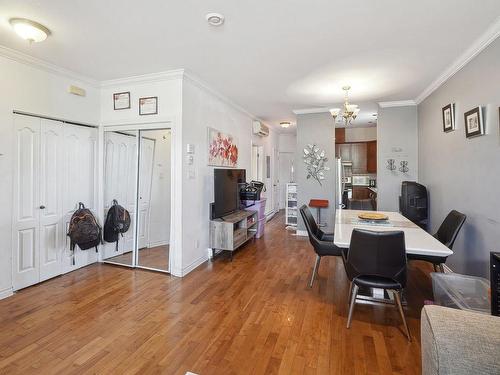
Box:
(67, 202, 102, 264)
(104, 199, 131, 251)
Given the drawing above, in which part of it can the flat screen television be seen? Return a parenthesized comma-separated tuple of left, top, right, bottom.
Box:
(213, 168, 246, 218)
(214, 169, 246, 219)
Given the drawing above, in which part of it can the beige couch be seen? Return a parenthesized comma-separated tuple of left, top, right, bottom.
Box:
(421, 305, 500, 375)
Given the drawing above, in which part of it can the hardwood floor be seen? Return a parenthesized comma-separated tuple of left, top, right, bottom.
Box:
(105, 245, 169, 271)
(0, 211, 434, 374)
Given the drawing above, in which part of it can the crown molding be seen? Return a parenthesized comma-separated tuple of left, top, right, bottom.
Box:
(378, 100, 416, 108)
(183, 70, 272, 128)
(415, 16, 500, 104)
(0, 45, 99, 87)
(292, 107, 330, 115)
(100, 69, 185, 87)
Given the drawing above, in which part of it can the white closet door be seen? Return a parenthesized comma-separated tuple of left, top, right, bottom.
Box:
(12, 115, 40, 290)
(138, 137, 155, 249)
(62, 124, 98, 272)
(39, 119, 63, 281)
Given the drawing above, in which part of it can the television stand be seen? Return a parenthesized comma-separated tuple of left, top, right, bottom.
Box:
(209, 209, 258, 261)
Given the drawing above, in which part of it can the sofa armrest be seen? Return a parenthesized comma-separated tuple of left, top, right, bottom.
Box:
(421, 305, 500, 375)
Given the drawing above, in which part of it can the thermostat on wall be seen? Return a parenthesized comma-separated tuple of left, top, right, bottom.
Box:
(186, 144, 195, 154)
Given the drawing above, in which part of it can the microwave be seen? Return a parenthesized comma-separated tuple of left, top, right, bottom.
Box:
(352, 175, 370, 186)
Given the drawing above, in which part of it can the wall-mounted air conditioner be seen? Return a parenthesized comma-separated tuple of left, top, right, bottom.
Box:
(253, 121, 269, 137)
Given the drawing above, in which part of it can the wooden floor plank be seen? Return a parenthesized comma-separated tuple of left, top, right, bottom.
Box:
(0, 210, 431, 374)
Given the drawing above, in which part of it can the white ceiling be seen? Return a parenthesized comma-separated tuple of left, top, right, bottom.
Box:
(0, 1, 499, 129)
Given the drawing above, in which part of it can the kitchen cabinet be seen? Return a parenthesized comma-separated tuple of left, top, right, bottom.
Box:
(351, 143, 367, 174)
(352, 187, 371, 200)
(367, 140, 377, 173)
(335, 140, 377, 175)
(335, 128, 345, 143)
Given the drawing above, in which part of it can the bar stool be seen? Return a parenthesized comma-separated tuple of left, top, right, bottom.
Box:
(309, 199, 329, 227)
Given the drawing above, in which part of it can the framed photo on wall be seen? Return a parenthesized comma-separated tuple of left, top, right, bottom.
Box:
(113, 92, 130, 110)
(442, 103, 455, 132)
(208, 127, 239, 167)
(139, 96, 158, 115)
(464, 106, 484, 138)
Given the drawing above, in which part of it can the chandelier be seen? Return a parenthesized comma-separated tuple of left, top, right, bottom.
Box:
(329, 86, 360, 126)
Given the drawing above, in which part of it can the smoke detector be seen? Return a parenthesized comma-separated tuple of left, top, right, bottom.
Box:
(206, 13, 225, 26)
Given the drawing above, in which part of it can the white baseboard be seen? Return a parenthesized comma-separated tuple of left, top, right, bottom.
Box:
(148, 240, 169, 248)
(0, 287, 13, 300)
(295, 230, 308, 237)
(181, 253, 209, 277)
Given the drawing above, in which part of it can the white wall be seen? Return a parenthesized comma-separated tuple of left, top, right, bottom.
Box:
(377, 106, 418, 211)
(0, 52, 100, 298)
(418, 38, 500, 278)
(344, 127, 377, 142)
(181, 77, 254, 273)
(278, 133, 297, 153)
(146, 129, 171, 247)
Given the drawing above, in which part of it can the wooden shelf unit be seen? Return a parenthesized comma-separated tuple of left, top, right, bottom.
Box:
(210, 210, 258, 260)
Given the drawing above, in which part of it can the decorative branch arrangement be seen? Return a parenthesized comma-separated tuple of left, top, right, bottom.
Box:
(303, 144, 329, 185)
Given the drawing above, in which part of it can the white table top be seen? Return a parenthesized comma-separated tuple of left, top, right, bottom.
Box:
(333, 209, 453, 258)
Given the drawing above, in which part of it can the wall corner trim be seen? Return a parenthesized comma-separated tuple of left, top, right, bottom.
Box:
(0, 45, 99, 87)
(181, 254, 209, 277)
(378, 100, 417, 108)
(415, 16, 500, 104)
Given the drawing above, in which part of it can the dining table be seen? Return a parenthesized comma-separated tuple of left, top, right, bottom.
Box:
(333, 209, 453, 304)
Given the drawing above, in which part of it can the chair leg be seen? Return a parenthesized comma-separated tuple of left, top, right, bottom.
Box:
(347, 281, 353, 302)
(438, 263, 445, 273)
(346, 284, 359, 328)
(309, 255, 321, 288)
(393, 290, 411, 342)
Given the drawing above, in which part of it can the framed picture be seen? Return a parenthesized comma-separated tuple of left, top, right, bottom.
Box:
(113, 92, 130, 110)
(464, 106, 484, 138)
(208, 127, 238, 167)
(139, 96, 158, 115)
(442, 103, 455, 132)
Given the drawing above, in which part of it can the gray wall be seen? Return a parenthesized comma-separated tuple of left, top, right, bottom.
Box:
(418, 38, 500, 278)
(377, 106, 418, 211)
(296, 113, 336, 231)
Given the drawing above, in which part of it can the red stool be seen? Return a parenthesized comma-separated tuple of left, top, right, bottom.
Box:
(309, 199, 329, 227)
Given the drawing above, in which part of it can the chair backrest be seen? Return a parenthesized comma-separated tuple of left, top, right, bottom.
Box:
(435, 210, 466, 249)
(299, 204, 321, 247)
(347, 229, 407, 287)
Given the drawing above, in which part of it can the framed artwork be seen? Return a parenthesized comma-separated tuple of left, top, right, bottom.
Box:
(208, 127, 239, 167)
(139, 96, 158, 115)
(113, 92, 130, 110)
(442, 103, 455, 132)
(464, 106, 484, 138)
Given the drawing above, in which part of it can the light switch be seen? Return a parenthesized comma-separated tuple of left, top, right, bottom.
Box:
(186, 144, 195, 154)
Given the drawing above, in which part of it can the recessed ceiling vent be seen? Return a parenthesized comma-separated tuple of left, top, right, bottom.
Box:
(206, 13, 225, 26)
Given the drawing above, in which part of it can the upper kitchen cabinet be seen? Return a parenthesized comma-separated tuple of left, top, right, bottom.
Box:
(351, 143, 367, 174)
(335, 128, 345, 143)
(367, 140, 377, 173)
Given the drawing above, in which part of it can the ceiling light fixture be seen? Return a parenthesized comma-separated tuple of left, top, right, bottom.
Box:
(329, 86, 360, 126)
(9, 18, 50, 43)
(206, 13, 225, 26)
(280, 122, 291, 128)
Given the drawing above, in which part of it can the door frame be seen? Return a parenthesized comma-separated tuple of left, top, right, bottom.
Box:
(99, 118, 179, 275)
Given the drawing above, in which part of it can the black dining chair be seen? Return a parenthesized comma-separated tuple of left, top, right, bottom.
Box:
(342, 229, 411, 341)
(407, 210, 466, 272)
(299, 205, 342, 288)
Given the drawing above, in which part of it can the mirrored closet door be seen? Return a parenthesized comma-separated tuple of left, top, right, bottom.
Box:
(102, 128, 171, 273)
(137, 129, 171, 272)
(102, 130, 138, 267)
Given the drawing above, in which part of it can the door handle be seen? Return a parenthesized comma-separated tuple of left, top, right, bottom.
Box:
(39, 205, 46, 209)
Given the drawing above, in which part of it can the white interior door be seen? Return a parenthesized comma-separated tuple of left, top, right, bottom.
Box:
(12, 115, 40, 290)
(39, 119, 63, 282)
(278, 152, 294, 209)
(138, 137, 155, 249)
(272, 148, 280, 214)
(62, 124, 98, 272)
